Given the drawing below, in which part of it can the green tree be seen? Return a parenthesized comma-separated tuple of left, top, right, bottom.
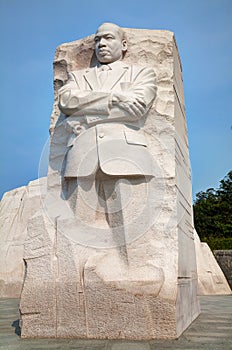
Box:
(193, 171, 232, 250)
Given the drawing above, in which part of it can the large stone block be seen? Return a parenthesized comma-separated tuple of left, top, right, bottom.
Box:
(0, 178, 46, 297)
(194, 232, 231, 295)
(19, 27, 201, 339)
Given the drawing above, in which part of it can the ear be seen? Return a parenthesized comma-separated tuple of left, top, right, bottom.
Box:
(122, 39, 127, 52)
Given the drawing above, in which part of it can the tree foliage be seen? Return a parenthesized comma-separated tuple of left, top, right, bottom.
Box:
(193, 171, 232, 249)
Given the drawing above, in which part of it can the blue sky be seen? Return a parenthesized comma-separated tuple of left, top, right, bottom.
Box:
(0, 0, 231, 200)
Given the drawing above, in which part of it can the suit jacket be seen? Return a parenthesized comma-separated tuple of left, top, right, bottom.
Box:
(58, 60, 156, 178)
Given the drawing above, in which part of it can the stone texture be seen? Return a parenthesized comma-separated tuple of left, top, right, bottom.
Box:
(194, 232, 231, 295)
(19, 28, 201, 339)
(213, 250, 232, 290)
(1, 180, 230, 301)
(0, 178, 47, 298)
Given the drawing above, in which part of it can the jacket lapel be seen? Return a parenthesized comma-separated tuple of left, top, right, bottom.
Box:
(84, 62, 130, 91)
(84, 67, 101, 90)
(103, 62, 129, 90)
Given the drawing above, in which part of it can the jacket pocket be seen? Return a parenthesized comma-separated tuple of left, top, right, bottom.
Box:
(124, 130, 148, 146)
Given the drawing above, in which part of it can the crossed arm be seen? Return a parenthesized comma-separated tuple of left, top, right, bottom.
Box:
(58, 66, 156, 124)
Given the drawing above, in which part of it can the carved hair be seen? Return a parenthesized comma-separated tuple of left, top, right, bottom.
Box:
(96, 22, 127, 41)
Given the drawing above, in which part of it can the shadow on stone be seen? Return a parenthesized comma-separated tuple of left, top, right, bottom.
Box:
(12, 319, 21, 336)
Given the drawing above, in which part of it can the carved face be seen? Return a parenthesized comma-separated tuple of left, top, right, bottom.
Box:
(94, 23, 127, 64)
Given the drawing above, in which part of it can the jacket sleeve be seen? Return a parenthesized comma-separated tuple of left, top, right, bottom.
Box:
(58, 67, 156, 124)
(58, 72, 111, 116)
(111, 66, 156, 117)
(86, 67, 156, 125)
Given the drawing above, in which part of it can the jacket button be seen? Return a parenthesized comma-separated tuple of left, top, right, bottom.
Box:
(99, 133, 104, 138)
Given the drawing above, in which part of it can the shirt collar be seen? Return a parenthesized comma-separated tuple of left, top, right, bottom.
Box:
(97, 60, 127, 70)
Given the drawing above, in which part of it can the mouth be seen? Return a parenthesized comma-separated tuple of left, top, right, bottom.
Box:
(98, 49, 110, 55)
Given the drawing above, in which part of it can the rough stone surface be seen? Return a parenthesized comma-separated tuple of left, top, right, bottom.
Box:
(1, 180, 230, 300)
(19, 28, 201, 339)
(0, 178, 47, 298)
(194, 232, 231, 295)
(213, 250, 232, 290)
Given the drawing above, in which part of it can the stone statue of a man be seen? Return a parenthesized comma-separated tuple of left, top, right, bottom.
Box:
(58, 22, 156, 179)
(58, 22, 157, 252)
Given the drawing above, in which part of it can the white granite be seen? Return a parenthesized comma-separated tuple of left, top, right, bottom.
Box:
(194, 230, 231, 295)
(0, 178, 47, 297)
(0, 25, 202, 339)
(1, 181, 230, 301)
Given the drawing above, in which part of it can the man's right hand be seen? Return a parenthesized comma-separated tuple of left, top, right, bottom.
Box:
(111, 92, 146, 118)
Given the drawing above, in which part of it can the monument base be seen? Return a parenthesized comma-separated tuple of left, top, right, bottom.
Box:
(20, 212, 200, 340)
(21, 271, 199, 340)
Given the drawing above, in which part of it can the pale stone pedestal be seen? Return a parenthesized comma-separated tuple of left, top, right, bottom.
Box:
(20, 28, 200, 339)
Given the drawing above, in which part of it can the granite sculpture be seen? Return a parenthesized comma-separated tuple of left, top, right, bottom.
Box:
(19, 23, 201, 339)
(1, 181, 231, 298)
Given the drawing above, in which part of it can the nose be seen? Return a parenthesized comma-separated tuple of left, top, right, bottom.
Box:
(98, 37, 106, 47)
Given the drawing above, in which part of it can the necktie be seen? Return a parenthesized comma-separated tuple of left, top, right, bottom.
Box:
(99, 65, 109, 85)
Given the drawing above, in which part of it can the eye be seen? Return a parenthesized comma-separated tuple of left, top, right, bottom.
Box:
(94, 37, 100, 43)
(106, 35, 114, 40)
